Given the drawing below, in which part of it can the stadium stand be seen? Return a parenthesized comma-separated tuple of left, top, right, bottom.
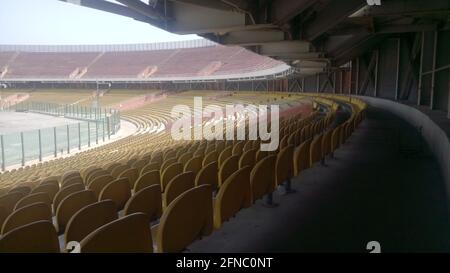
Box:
(0, 85, 368, 252)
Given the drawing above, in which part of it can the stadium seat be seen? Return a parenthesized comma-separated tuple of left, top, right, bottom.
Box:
(86, 169, 110, 185)
(80, 213, 152, 253)
(0, 220, 60, 253)
(239, 148, 257, 168)
(14, 192, 52, 211)
(64, 200, 118, 247)
(0, 192, 25, 216)
(183, 156, 203, 175)
(88, 175, 114, 198)
(163, 171, 195, 209)
(250, 155, 277, 202)
(140, 162, 160, 177)
(55, 190, 97, 233)
(31, 184, 59, 202)
(293, 138, 313, 176)
(61, 176, 84, 189)
(161, 162, 183, 191)
(218, 155, 239, 187)
(98, 177, 131, 211)
(154, 185, 213, 253)
(214, 166, 251, 229)
(8, 186, 32, 196)
(218, 146, 232, 167)
(1, 202, 52, 235)
(202, 150, 218, 166)
(53, 183, 85, 214)
(111, 165, 129, 178)
(124, 184, 162, 222)
(310, 134, 324, 165)
(118, 167, 139, 188)
(133, 170, 160, 193)
(195, 161, 218, 190)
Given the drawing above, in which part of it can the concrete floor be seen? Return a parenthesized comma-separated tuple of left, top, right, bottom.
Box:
(189, 107, 450, 253)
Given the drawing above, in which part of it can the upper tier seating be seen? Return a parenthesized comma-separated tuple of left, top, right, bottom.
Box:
(0, 46, 285, 80)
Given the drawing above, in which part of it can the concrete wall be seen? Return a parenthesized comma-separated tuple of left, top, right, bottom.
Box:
(358, 96, 450, 189)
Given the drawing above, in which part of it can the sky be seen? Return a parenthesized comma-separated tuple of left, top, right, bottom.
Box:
(0, 0, 200, 45)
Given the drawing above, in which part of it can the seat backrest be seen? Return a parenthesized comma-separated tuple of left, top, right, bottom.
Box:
(232, 141, 245, 156)
(0, 220, 59, 253)
(293, 138, 313, 176)
(14, 192, 51, 211)
(310, 134, 324, 165)
(160, 158, 178, 173)
(0, 192, 25, 216)
(31, 184, 59, 201)
(61, 176, 84, 189)
(118, 167, 139, 188)
(250, 155, 276, 202)
(218, 146, 232, 167)
(178, 152, 194, 167)
(214, 166, 251, 229)
(183, 156, 203, 175)
(255, 150, 268, 162)
(275, 145, 294, 186)
(161, 162, 183, 192)
(124, 184, 162, 222)
(133, 170, 160, 193)
(140, 162, 160, 177)
(1, 202, 52, 235)
(99, 177, 131, 211)
(88, 174, 114, 198)
(39, 178, 59, 188)
(239, 148, 257, 168)
(131, 159, 148, 173)
(195, 161, 218, 190)
(56, 190, 97, 233)
(331, 126, 341, 152)
(61, 170, 81, 185)
(322, 130, 333, 157)
(53, 183, 85, 214)
(163, 172, 195, 209)
(86, 169, 110, 186)
(156, 185, 213, 253)
(65, 200, 118, 246)
(111, 164, 129, 178)
(218, 155, 239, 187)
(8, 186, 31, 196)
(202, 150, 218, 167)
(80, 213, 152, 253)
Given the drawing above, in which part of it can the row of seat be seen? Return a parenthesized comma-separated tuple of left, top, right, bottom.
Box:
(0, 92, 366, 252)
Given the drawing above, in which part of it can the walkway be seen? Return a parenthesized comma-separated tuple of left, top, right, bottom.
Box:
(189, 107, 450, 253)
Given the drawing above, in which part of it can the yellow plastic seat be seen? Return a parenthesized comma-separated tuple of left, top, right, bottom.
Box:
(8, 186, 32, 196)
(99, 177, 131, 211)
(53, 180, 85, 208)
(111, 164, 129, 178)
(160, 162, 183, 192)
(163, 172, 195, 209)
(275, 145, 294, 186)
(61, 176, 84, 189)
(14, 192, 52, 211)
(0, 192, 25, 216)
(293, 139, 313, 176)
(31, 184, 59, 202)
(1, 202, 52, 235)
(133, 170, 160, 193)
(0, 220, 59, 253)
(218, 155, 239, 187)
(195, 161, 218, 190)
(183, 156, 203, 175)
(239, 148, 257, 168)
(88, 175, 114, 198)
(65, 200, 118, 247)
(124, 184, 162, 222)
(218, 146, 232, 167)
(250, 155, 276, 202)
(80, 213, 152, 253)
(118, 167, 139, 188)
(56, 190, 97, 233)
(214, 166, 251, 229)
(310, 134, 323, 165)
(202, 150, 218, 167)
(155, 185, 213, 253)
(140, 162, 160, 177)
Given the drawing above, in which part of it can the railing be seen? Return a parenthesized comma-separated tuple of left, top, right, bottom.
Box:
(0, 102, 121, 171)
